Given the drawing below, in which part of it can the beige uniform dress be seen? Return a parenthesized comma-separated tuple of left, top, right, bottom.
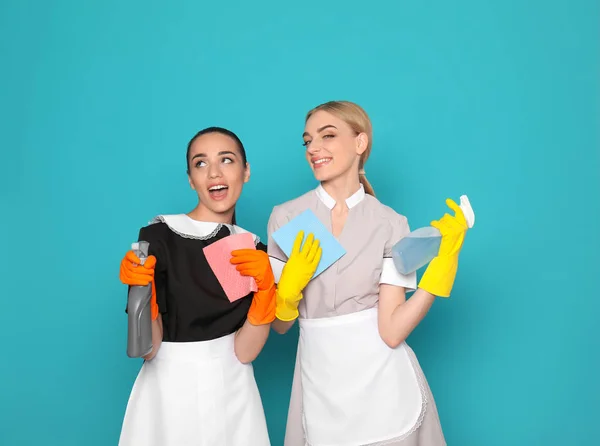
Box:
(268, 185, 446, 446)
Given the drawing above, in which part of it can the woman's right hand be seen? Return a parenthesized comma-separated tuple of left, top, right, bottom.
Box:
(120, 250, 159, 320)
(119, 250, 157, 286)
(275, 230, 322, 321)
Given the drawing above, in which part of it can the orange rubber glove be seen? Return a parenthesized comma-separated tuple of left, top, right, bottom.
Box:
(230, 249, 276, 325)
(119, 250, 160, 320)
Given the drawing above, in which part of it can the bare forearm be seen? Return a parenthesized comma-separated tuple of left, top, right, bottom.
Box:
(272, 318, 295, 334)
(142, 316, 163, 361)
(234, 320, 271, 363)
(380, 288, 436, 348)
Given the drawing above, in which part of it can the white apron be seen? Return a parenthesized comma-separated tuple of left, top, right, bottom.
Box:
(119, 333, 270, 446)
(298, 307, 426, 446)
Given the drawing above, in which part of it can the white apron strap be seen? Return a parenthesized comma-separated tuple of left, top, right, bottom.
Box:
(299, 308, 426, 446)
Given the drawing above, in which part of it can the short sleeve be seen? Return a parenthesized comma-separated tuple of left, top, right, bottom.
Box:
(138, 224, 169, 314)
(267, 206, 289, 283)
(380, 214, 417, 291)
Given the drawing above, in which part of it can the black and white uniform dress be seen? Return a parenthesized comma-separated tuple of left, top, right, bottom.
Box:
(119, 214, 271, 446)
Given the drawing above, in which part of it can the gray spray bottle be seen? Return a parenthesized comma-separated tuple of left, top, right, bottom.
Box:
(126, 241, 153, 358)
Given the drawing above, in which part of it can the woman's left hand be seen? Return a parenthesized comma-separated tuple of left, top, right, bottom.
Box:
(230, 249, 276, 325)
(431, 198, 468, 257)
(418, 198, 469, 298)
(230, 249, 275, 291)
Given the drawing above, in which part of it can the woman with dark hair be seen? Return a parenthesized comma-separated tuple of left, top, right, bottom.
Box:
(117, 127, 321, 446)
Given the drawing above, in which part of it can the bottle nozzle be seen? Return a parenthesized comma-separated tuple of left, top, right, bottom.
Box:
(131, 241, 150, 264)
(459, 195, 475, 228)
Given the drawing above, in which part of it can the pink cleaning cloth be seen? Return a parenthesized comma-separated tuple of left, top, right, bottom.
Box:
(203, 232, 258, 302)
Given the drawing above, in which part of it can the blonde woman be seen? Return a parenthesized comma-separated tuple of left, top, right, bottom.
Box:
(268, 101, 469, 445)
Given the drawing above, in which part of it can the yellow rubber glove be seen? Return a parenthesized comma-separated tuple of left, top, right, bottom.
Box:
(418, 198, 469, 298)
(276, 230, 322, 321)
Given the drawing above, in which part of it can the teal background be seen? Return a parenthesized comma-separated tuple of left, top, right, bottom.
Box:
(1, 0, 598, 445)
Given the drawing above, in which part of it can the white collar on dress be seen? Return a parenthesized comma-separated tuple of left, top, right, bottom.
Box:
(315, 184, 365, 210)
(149, 214, 260, 243)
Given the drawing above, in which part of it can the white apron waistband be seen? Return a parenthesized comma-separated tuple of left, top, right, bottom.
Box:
(155, 333, 235, 361)
(299, 306, 377, 328)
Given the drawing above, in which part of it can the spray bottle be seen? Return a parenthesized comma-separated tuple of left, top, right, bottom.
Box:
(392, 195, 475, 275)
(126, 241, 153, 358)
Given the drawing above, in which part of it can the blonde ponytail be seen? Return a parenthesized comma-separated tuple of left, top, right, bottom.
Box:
(359, 172, 375, 196)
